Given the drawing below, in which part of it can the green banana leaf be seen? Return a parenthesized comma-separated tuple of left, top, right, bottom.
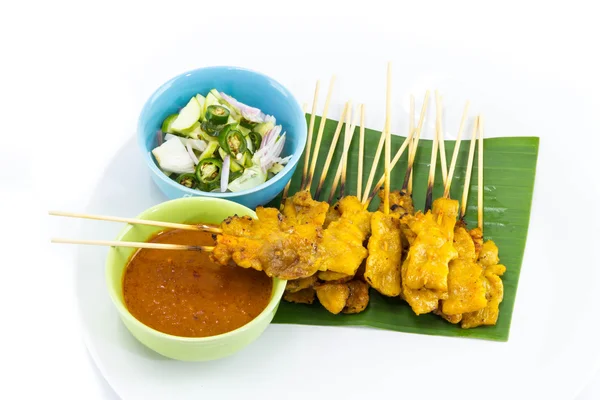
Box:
(268, 115, 539, 342)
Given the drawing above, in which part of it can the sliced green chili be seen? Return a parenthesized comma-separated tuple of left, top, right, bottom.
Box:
(195, 158, 222, 184)
(175, 173, 199, 189)
(205, 105, 230, 125)
(201, 120, 223, 137)
(240, 118, 257, 129)
(196, 180, 219, 192)
(247, 131, 262, 153)
(218, 128, 247, 157)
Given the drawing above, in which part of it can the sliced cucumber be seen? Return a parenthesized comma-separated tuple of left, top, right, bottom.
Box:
(196, 94, 206, 119)
(238, 125, 251, 136)
(253, 121, 275, 136)
(229, 159, 243, 172)
(228, 165, 267, 192)
(268, 163, 285, 174)
(242, 150, 253, 168)
(198, 141, 219, 161)
(181, 121, 201, 138)
(245, 136, 254, 153)
(171, 97, 202, 133)
(209, 89, 223, 101)
(161, 114, 178, 134)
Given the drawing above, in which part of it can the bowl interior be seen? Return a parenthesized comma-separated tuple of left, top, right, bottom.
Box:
(105, 197, 285, 341)
(138, 66, 307, 197)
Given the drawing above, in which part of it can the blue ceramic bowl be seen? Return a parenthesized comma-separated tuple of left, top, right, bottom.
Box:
(138, 66, 307, 209)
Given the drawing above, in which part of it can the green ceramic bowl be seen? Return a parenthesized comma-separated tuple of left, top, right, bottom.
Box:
(105, 197, 286, 361)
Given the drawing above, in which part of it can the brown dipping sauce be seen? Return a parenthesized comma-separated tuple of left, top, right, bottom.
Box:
(123, 229, 272, 338)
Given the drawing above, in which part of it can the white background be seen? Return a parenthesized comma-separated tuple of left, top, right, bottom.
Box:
(2, 0, 599, 398)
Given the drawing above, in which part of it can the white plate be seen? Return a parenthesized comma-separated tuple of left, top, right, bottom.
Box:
(75, 36, 600, 399)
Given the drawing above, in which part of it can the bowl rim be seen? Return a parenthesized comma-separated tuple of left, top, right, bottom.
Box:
(137, 65, 307, 198)
(105, 196, 287, 343)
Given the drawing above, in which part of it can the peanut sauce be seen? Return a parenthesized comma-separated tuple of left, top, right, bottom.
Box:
(123, 229, 272, 338)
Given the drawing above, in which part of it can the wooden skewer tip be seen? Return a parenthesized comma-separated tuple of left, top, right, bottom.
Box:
(48, 211, 222, 233)
(306, 75, 336, 190)
(301, 80, 321, 189)
(51, 238, 214, 252)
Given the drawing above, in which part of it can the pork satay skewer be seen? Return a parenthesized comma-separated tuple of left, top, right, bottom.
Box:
(304, 75, 336, 191)
(393, 101, 467, 249)
(308, 103, 370, 286)
(460, 115, 507, 329)
(400, 107, 466, 315)
(313, 112, 371, 312)
(363, 68, 403, 296)
(434, 113, 486, 324)
(283, 105, 349, 300)
(314, 101, 350, 199)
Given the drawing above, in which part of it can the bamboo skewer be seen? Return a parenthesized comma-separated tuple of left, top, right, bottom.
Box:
(364, 91, 428, 207)
(362, 130, 414, 207)
(357, 104, 365, 201)
(301, 81, 320, 189)
(383, 62, 392, 215)
(436, 92, 448, 186)
(424, 110, 440, 213)
(280, 174, 292, 208)
(401, 91, 430, 192)
(443, 101, 470, 198)
(361, 127, 387, 203)
(305, 75, 336, 191)
(327, 106, 358, 203)
(460, 117, 480, 220)
(340, 103, 357, 198)
(478, 116, 485, 231)
(51, 238, 214, 252)
(281, 103, 309, 208)
(314, 102, 350, 200)
(48, 211, 223, 234)
(407, 95, 415, 194)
